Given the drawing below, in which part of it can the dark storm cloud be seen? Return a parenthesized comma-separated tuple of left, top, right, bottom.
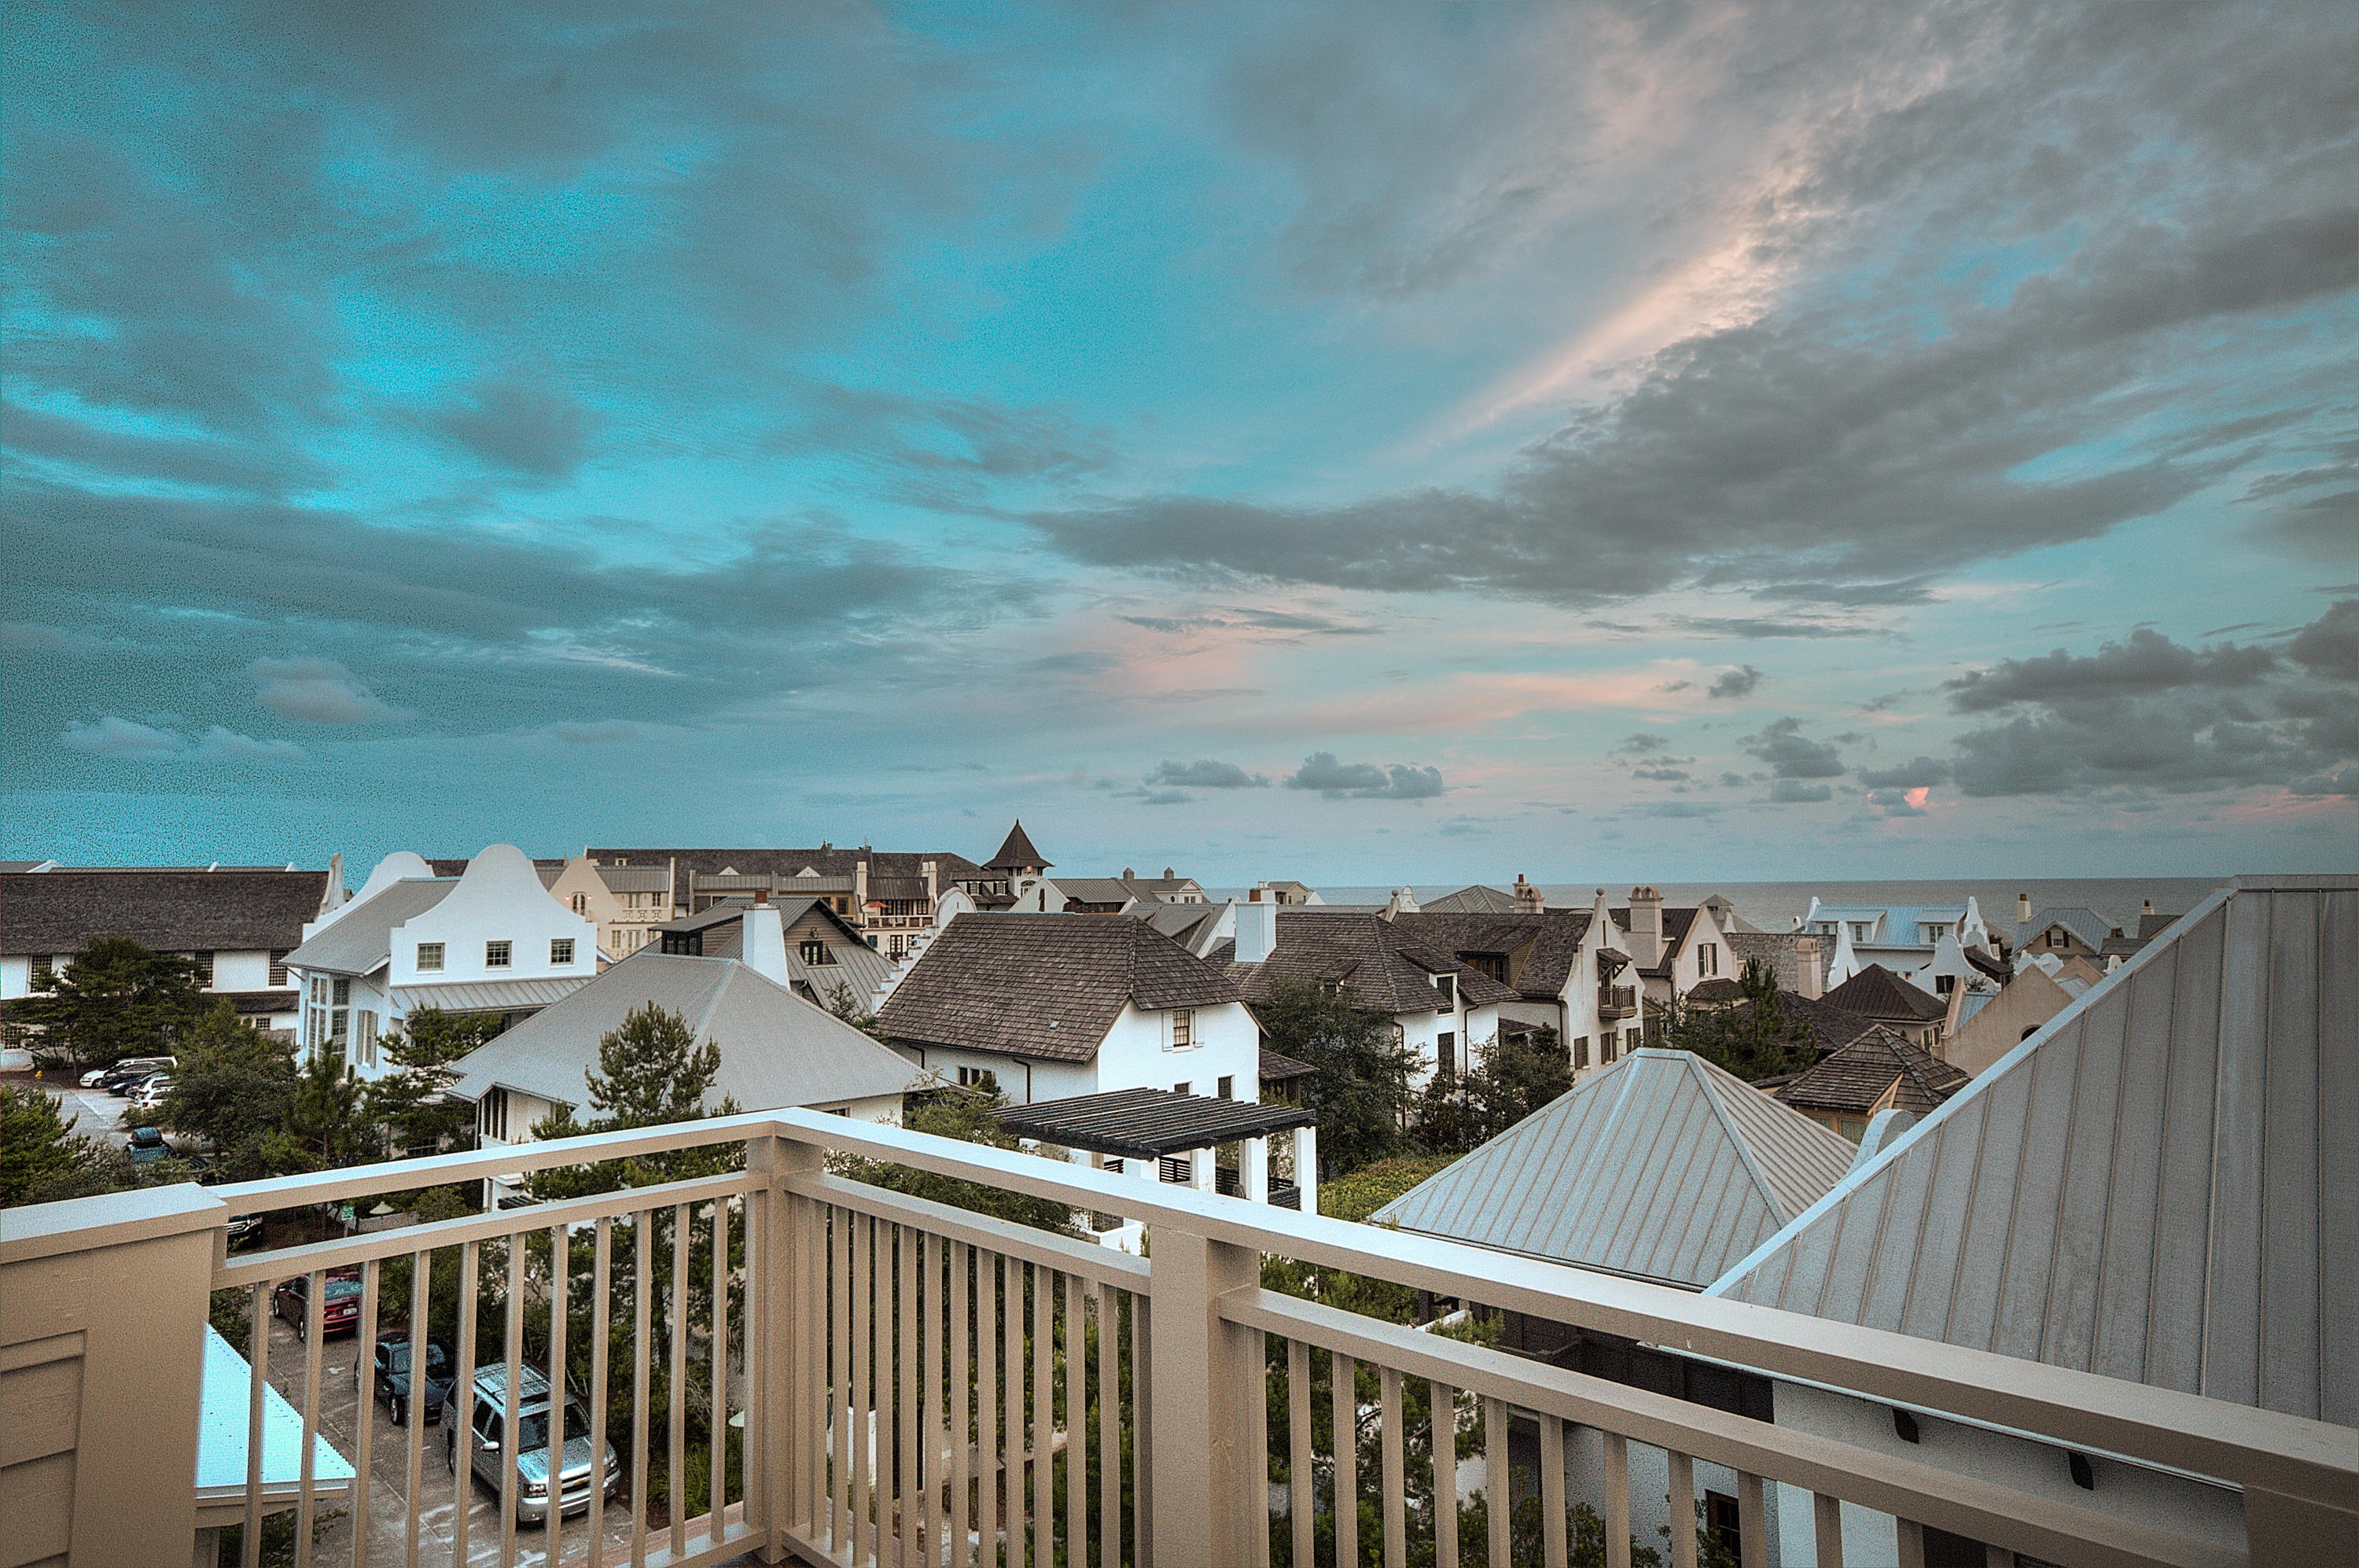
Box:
(1857, 756, 1951, 791)
(1143, 759, 1270, 790)
(1740, 717, 1845, 780)
(1943, 628, 2279, 712)
(1283, 752, 1445, 800)
(2289, 600, 2359, 682)
(1707, 665, 1761, 700)
(413, 381, 599, 480)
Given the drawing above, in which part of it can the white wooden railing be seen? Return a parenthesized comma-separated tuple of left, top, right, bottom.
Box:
(3, 1108, 2353, 1568)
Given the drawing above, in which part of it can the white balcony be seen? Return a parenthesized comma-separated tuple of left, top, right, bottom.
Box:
(2, 1109, 2350, 1568)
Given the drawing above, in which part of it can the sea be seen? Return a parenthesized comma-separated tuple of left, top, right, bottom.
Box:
(1208, 878, 2230, 933)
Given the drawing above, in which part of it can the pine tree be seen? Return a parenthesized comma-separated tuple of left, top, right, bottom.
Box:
(1255, 980, 1422, 1177)
(13, 937, 207, 1069)
(0, 1083, 110, 1207)
(156, 1002, 296, 1180)
(361, 1007, 498, 1157)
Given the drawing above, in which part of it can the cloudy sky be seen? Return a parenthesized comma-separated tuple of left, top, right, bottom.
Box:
(5, 0, 2353, 882)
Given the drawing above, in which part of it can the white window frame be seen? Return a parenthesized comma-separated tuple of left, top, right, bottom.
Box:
(1168, 1007, 1197, 1051)
(550, 938, 575, 966)
(416, 942, 445, 973)
(485, 940, 513, 969)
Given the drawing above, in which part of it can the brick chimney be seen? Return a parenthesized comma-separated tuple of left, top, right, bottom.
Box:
(1627, 886, 1664, 967)
(1796, 933, 1823, 999)
(1512, 874, 1543, 915)
(2017, 891, 2033, 923)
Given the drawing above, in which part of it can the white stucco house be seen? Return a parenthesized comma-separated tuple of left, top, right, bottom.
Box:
(282, 846, 598, 1080)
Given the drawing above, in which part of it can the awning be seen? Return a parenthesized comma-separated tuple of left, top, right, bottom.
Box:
(998, 1087, 1317, 1161)
(195, 1325, 355, 1525)
(390, 976, 587, 1014)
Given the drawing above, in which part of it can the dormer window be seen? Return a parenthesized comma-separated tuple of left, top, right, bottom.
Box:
(800, 939, 831, 966)
(416, 942, 445, 972)
(485, 940, 512, 969)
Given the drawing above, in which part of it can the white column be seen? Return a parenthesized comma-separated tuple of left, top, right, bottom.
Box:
(1189, 1145, 1215, 1193)
(1243, 1136, 1270, 1204)
(1293, 1124, 1319, 1216)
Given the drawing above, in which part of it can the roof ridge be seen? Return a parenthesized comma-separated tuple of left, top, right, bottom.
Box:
(1689, 1053, 1806, 1223)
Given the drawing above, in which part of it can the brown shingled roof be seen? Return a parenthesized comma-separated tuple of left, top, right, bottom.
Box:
(1772, 1025, 1970, 1117)
(1823, 963, 1949, 1023)
(876, 914, 1239, 1062)
(1, 869, 330, 955)
(589, 845, 987, 884)
(1230, 909, 1522, 1015)
(1382, 910, 1595, 1003)
(985, 819, 1050, 871)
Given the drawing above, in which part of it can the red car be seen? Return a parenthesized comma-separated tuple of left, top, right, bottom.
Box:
(274, 1268, 364, 1339)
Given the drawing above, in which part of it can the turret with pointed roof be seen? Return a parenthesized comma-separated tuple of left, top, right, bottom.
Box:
(985, 819, 1051, 874)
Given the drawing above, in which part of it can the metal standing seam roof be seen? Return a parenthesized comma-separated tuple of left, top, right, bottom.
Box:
(445, 949, 916, 1113)
(594, 864, 671, 893)
(282, 879, 458, 975)
(2011, 906, 2115, 951)
(664, 899, 892, 1003)
(1710, 876, 2357, 1426)
(390, 977, 588, 1014)
(1374, 1049, 1856, 1290)
(996, 1087, 1316, 1159)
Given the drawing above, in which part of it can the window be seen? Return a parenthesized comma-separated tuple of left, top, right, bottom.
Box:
(480, 1088, 509, 1142)
(1573, 1036, 1589, 1068)
(30, 955, 53, 984)
(955, 1066, 999, 1094)
(1695, 943, 1718, 977)
(1168, 1008, 1196, 1050)
(269, 949, 289, 986)
(416, 942, 444, 973)
(572, 893, 587, 913)
(1436, 1031, 1457, 1077)
(550, 938, 575, 966)
(800, 938, 831, 966)
(1600, 1034, 1617, 1064)
(1705, 1493, 1742, 1559)
(1935, 974, 1956, 996)
(191, 951, 215, 987)
(2048, 927, 2068, 948)
(1217, 1075, 1235, 1100)
(1853, 922, 1871, 941)
(355, 1011, 378, 1069)
(329, 977, 349, 1046)
(485, 940, 512, 969)
(1160, 1155, 1193, 1183)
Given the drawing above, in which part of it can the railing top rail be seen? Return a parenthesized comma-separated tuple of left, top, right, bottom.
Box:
(788, 1169, 1152, 1293)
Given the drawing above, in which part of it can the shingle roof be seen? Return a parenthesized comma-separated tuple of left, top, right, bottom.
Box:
(661, 899, 891, 1004)
(594, 864, 670, 893)
(1822, 963, 1948, 1022)
(1610, 906, 1701, 977)
(1713, 876, 2356, 1426)
(1382, 911, 1594, 1003)
(1739, 990, 1885, 1055)
(1054, 878, 1141, 907)
(1, 869, 332, 956)
(1772, 1026, 1969, 1116)
(1375, 1049, 1855, 1290)
(985, 820, 1050, 871)
(1259, 1047, 1317, 1082)
(447, 950, 915, 1113)
(283, 879, 456, 976)
(1230, 909, 1522, 1015)
(877, 914, 1242, 1062)
(997, 1088, 1315, 1159)
(588, 845, 988, 884)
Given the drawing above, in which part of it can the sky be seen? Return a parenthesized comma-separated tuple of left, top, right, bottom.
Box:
(4, 0, 2353, 885)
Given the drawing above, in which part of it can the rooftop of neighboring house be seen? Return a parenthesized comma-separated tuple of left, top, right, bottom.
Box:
(282, 877, 457, 976)
(1822, 963, 1950, 1023)
(1229, 907, 1522, 1016)
(1124, 901, 1224, 954)
(1772, 1025, 1970, 1117)
(2010, 905, 2114, 952)
(1374, 1048, 1855, 1290)
(1422, 884, 1518, 914)
(1053, 876, 1143, 907)
(877, 913, 1242, 1063)
(1724, 929, 1833, 995)
(446, 949, 915, 1116)
(1714, 988, 1887, 1055)
(984, 819, 1050, 872)
(593, 863, 670, 894)
(1379, 908, 1595, 1004)
(428, 856, 567, 887)
(1800, 900, 1980, 943)
(656, 896, 892, 1003)
(1712, 874, 2351, 1427)
(1, 867, 335, 956)
(586, 845, 988, 885)
(1607, 901, 1702, 980)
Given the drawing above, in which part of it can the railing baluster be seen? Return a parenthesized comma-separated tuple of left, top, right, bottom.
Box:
(1894, 1518, 1927, 1568)
(1380, 1364, 1405, 1568)
(1430, 1380, 1457, 1568)
(1602, 1431, 1630, 1568)
(1247, 1320, 1269, 1568)
(1537, 1414, 1566, 1568)
(834, 1205, 853, 1557)
(709, 1198, 727, 1552)
(1481, 1395, 1507, 1568)
(976, 1250, 996, 1567)
(952, 1241, 972, 1567)
(501, 1237, 524, 1568)
(297, 1269, 325, 1568)
(853, 1210, 874, 1565)
(351, 1257, 378, 1568)
(1097, 1286, 1119, 1568)
(1065, 1271, 1085, 1568)
(631, 1214, 652, 1568)
(799, 1198, 823, 1540)
(919, 1232, 939, 1567)
(1287, 1341, 1311, 1568)
(245, 1280, 268, 1568)
(1333, 1352, 1357, 1568)
(404, 1250, 428, 1568)
(1736, 1470, 1765, 1568)
(1665, 1452, 1698, 1568)
(587, 1218, 613, 1568)
(547, 1224, 567, 1561)
(1812, 1492, 1845, 1568)
(1032, 1264, 1052, 1568)
(1005, 1257, 1024, 1568)
(669, 1202, 690, 1563)
(454, 1242, 480, 1568)
(900, 1224, 918, 1568)
(1132, 1291, 1150, 1568)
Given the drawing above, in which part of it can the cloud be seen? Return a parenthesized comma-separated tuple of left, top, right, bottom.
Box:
(1866, 786, 1930, 817)
(1741, 716, 1845, 779)
(1857, 756, 1951, 790)
(413, 381, 599, 480)
(250, 658, 408, 723)
(1766, 779, 1835, 804)
(1140, 790, 1194, 806)
(1643, 802, 1721, 819)
(2289, 600, 2357, 683)
(196, 726, 306, 761)
(1944, 628, 2278, 712)
(61, 716, 187, 756)
(1617, 733, 1669, 754)
(1631, 767, 1690, 782)
(1144, 759, 1270, 789)
(1283, 751, 1445, 800)
(1707, 665, 1761, 700)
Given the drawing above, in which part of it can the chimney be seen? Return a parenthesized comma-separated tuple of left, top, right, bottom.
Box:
(1796, 934, 1823, 999)
(922, 859, 938, 900)
(1512, 874, 1543, 915)
(1163, 867, 1175, 880)
(1627, 886, 1664, 967)
(2141, 898, 2154, 917)
(2017, 892, 2033, 923)
(1382, 885, 1420, 921)
(854, 859, 869, 911)
(1123, 867, 1135, 880)
(1235, 895, 1277, 965)
(741, 898, 789, 988)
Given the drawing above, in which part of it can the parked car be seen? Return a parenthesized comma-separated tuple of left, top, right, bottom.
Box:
(128, 1076, 174, 1112)
(445, 1364, 619, 1526)
(126, 1127, 171, 1166)
(224, 1213, 264, 1249)
(359, 1331, 455, 1427)
(273, 1267, 364, 1338)
(90, 1057, 174, 1092)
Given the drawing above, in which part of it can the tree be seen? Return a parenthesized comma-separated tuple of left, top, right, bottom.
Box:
(12, 937, 207, 1069)
(0, 1083, 110, 1206)
(1658, 958, 1820, 1081)
(362, 1008, 496, 1157)
(1253, 981, 1422, 1177)
(1417, 1028, 1576, 1156)
(155, 1003, 296, 1180)
(263, 1043, 368, 1174)
(835, 1087, 1081, 1236)
(820, 981, 889, 1042)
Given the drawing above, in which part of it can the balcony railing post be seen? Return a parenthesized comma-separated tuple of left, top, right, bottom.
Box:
(1146, 1220, 1262, 1568)
(747, 1130, 825, 1562)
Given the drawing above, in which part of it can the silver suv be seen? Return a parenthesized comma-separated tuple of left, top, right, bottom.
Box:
(443, 1363, 618, 1525)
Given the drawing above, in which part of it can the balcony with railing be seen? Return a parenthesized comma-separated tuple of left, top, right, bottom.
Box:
(3, 1106, 2350, 1568)
(1597, 983, 1639, 1020)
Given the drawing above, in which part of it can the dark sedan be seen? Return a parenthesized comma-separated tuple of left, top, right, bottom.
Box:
(360, 1331, 455, 1426)
(273, 1268, 363, 1339)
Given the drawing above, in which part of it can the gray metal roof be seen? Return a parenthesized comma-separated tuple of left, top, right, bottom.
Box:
(446, 950, 917, 1115)
(390, 977, 588, 1014)
(284, 879, 457, 975)
(1711, 876, 2355, 1426)
(594, 864, 670, 893)
(1374, 1049, 1855, 1290)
